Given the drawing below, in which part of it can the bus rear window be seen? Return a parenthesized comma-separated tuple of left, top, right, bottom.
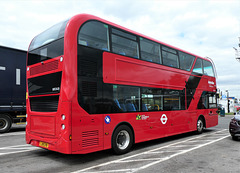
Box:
(28, 38, 64, 66)
(28, 19, 68, 66)
(29, 19, 68, 51)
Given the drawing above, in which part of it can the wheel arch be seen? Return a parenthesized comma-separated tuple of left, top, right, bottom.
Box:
(198, 114, 206, 128)
(0, 113, 13, 122)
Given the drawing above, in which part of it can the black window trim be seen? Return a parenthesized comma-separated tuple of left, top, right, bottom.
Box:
(78, 19, 202, 73)
(112, 27, 137, 41)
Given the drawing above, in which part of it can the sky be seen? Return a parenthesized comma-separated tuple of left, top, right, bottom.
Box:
(0, 0, 240, 98)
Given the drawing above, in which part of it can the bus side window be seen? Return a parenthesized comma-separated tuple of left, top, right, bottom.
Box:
(163, 90, 183, 111)
(113, 85, 140, 112)
(209, 93, 217, 108)
(141, 88, 163, 111)
(197, 91, 217, 109)
(78, 21, 110, 51)
(179, 51, 195, 71)
(111, 28, 139, 59)
(140, 38, 161, 64)
(162, 46, 179, 68)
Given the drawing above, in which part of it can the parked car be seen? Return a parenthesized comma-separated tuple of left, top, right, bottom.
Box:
(229, 114, 240, 140)
(234, 103, 240, 114)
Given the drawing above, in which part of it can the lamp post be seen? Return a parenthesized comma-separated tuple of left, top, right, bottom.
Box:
(226, 90, 230, 113)
(233, 37, 240, 62)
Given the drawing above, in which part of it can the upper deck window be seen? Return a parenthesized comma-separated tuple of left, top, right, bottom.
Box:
(179, 51, 195, 71)
(111, 28, 139, 58)
(28, 19, 68, 66)
(29, 19, 68, 51)
(203, 60, 215, 77)
(162, 46, 179, 68)
(193, 58, 203, 74)
(140, 38, 161, 64)
(78, 21, 110, 51)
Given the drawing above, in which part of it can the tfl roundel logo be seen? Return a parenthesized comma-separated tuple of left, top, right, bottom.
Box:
(105, 115, 111, 124)
(160, 114, 168, 124)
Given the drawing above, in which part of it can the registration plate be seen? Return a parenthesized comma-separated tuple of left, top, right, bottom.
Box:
(39, 141, 49, 148)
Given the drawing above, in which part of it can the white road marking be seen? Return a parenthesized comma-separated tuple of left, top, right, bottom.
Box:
(71, 129, 229, 173)
(0, 144, 29, 149)
(117, 158, 160, 163)
(85, 169, 132, 173)
(132, 135, 229, 173)
(0, 131, 25, 137)
(0, 144, 39, 156)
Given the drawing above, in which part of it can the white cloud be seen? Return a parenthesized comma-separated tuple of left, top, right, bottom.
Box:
(0, 0, 240, 97)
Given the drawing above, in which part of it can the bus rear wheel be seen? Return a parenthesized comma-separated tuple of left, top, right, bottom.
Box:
(112, 125, 133, 155)
(0, 114, 12, 133)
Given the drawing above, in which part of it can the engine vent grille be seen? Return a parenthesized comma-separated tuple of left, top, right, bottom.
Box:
(30, 95, 59, 112)
(79, 59, 97, 77)
(82, 130, 99, 137)
(82, 81, 97, 97)
(82, 130, 99, 148)
(30, 60, 59, 76)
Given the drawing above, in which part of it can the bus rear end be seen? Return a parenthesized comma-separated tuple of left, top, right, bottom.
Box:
(25, 19, 72, 154)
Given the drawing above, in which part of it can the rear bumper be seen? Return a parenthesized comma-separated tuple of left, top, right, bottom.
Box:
(26, 131, 72, 154)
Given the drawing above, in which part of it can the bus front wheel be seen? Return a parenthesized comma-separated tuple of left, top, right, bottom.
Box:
(112, 125, 133, 155)
(196, 117, 204, 134)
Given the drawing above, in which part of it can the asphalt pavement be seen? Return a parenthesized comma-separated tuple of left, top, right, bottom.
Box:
(0, 115, 239, 173)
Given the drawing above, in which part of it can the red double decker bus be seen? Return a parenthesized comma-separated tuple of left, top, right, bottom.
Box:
(26, 14, 218, 154)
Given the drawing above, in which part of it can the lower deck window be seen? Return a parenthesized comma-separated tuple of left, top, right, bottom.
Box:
(113, 85, 140, 112)
(113, 85, 185, 113)
(79, 82, 185, 114)
(198, 92, 217, 109)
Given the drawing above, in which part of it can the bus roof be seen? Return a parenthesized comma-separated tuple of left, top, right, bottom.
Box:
(70, 13, 211, 62)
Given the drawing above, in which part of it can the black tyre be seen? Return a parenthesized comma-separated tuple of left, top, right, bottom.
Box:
(0, 114, 12, 133)
(196, 117, 204, 134)
(232, 135, 239, 141)
(112, 125, 133, 155)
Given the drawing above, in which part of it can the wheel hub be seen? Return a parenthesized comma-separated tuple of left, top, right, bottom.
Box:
(0, 119, 6, 129)
(116, 130, 130, 150)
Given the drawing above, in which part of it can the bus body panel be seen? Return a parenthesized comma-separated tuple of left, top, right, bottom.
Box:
(103, 52, 189, 90)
